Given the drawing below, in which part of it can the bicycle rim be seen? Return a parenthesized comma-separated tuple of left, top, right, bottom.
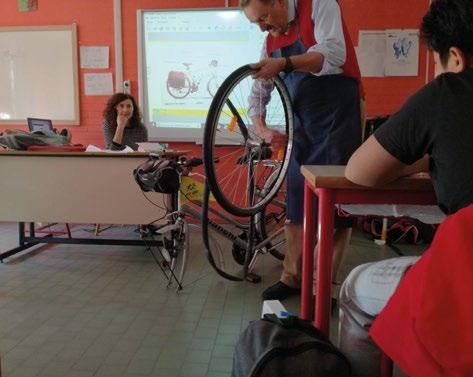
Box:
(168, 219, 189, 291)
(203, 64, 293, 217)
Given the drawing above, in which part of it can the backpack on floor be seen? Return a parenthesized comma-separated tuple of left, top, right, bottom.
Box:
(232, 314, 352, 377)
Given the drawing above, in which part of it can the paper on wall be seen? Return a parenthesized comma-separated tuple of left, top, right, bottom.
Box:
(385, 29, 420, 76)
(84, 73, 113, 96)
(356, 31, 385, 77)
(80, 46, 109, 69)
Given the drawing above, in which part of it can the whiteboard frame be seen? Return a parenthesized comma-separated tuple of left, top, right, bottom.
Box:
(0, 24, 80, 126)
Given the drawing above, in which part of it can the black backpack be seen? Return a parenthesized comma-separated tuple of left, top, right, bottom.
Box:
(232, 314, 351, 377)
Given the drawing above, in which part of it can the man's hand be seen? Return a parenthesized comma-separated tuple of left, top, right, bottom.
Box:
(260, 128, 287, 151)
(252, 115, 287, 150)
(250, 57, 286, 80)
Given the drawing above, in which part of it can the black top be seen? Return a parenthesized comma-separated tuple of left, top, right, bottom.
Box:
(102, 119, 148, 151)
(374, 68, 473, 215)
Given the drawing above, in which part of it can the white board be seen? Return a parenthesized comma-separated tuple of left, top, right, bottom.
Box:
(0, 25, 79, 125)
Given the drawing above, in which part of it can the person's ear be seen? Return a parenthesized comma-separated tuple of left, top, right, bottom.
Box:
(448, 47, 466, 73)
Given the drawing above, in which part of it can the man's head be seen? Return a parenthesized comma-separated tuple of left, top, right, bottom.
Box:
(421, 0, 473, 76)
(240, 0, 289, 37)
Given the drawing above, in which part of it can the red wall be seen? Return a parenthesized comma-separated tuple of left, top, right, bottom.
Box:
(341, 0, 431, 115)
(0, 0, 431, 147)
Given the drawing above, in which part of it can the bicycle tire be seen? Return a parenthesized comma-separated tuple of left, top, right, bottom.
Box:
(255, 167, 286, 261)
(206, 75, 222, 97)
(153, 216, 188, 291)
(257, 202, 286, 261)
(203, 64, 293, 217)
(201, 180, 247, 281)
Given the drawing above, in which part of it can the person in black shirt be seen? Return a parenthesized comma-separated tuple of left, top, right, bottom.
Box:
(339, 0, 473, 376)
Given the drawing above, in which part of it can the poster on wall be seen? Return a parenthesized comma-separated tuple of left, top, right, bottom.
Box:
(385, 29, 419, 76)
(84, 73, 113, 96)
(356, 31, 385, 77)
(80, 46, 109, 69)
(356, 29, 419, 77)
(18, 0, 38, 12)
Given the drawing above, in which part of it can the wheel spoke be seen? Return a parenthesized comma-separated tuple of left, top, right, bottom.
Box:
(203, 64, 293, 216)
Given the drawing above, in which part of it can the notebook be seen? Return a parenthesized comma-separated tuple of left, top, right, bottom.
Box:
(27, 118, 53, 132)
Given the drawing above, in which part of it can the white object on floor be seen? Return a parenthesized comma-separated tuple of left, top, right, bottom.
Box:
(262, 300, 293, 318)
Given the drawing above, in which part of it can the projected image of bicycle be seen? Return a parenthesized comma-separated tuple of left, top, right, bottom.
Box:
(166, 60, 223, 99)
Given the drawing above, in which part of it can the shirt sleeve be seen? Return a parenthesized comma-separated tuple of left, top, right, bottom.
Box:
(374, 83, 436, 165)
(102, 119, 122, 150)
(248, 40, 275, 118)
(307, 0, 346, 75)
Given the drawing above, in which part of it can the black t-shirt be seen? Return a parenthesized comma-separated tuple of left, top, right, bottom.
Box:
(374, 68, 473, 215)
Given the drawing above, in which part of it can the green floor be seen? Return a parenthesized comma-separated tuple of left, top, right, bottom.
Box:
(0, 222, 425, 377)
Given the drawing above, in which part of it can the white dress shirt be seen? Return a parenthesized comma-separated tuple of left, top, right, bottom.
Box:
(248, 0, 347, 118)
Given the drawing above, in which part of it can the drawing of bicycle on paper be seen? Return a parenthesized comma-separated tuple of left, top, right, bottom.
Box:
(166, 59, 223, 99)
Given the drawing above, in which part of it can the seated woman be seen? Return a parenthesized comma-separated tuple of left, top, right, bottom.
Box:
(102, 93, 148, 150)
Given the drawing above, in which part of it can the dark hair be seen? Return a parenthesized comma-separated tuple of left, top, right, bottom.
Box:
(102, 93, 142, 128)
(421, 0, 473, 65)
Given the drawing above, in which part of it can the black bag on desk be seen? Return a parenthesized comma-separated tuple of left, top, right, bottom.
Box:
(232, 314, 351, 377)
(0, 129, 71, 150)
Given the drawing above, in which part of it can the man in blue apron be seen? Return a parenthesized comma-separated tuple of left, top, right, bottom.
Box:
(242, 0, 364, 300)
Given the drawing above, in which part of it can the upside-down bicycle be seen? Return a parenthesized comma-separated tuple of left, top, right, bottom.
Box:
(134, 64, 294, 287)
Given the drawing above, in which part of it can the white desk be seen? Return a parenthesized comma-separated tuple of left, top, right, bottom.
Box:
(0, 151, 169, 260)
(0, 150, 166, 224)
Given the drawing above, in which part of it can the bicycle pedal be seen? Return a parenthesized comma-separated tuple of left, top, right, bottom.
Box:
(245, 272, 262, 284)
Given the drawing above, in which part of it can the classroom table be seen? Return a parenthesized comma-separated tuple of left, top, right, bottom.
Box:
(0, 150, 183, 260)
(300, 165, 437, 336)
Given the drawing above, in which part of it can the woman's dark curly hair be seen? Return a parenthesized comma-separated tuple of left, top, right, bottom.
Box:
(103, 93, 142, 128)
(421, 0, 473, 66)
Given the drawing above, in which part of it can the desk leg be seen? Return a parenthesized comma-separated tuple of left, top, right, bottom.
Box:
(301, 181, 316, 320)
(315, 188, 334, 336)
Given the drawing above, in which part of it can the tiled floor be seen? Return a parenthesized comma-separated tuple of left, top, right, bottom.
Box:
(0, 222, 425, 377)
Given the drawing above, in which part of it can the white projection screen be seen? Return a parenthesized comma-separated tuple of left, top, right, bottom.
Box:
(137, 8, 266, 142)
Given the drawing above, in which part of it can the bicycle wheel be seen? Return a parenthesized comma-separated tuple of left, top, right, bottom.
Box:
(166, 75, 191, 99)
(201, 182, 253, 281)
(207, 75, 222, 97)
(162, 217, 189, 291)
(256, 188, 286, 261)
(203, 64, 293, 217)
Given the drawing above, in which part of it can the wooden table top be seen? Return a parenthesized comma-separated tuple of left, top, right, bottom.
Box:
(301, 165, 433, 191)
(0, 150, 191, 158)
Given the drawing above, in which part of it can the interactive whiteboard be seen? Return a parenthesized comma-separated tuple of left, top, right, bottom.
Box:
(0, 25, 79, 125)
(137, 9, 265, 141)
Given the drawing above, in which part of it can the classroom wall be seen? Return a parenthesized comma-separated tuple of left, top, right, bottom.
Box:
(0, 0, 431, 147)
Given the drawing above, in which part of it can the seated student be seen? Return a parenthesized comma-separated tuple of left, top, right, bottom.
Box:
(102, 93, 148, 151)
(338, 0, 473, 376)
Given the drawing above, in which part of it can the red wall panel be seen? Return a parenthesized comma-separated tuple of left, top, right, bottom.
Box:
(0, 0, 431, 148)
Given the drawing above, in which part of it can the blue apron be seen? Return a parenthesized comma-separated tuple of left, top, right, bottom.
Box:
(271, 36, 361, 222)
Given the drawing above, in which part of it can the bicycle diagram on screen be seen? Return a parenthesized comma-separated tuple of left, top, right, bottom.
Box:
(166, 59, 223, 99)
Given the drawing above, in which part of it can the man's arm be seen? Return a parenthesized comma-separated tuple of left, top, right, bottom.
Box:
(345, 135, 429, 186)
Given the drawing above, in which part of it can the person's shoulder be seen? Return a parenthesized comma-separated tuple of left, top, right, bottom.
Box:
(409, 69, 473, 107)
(402, 75, 443, 110)
(136, 122, 147, 131)
(435, 68, 473, 88)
